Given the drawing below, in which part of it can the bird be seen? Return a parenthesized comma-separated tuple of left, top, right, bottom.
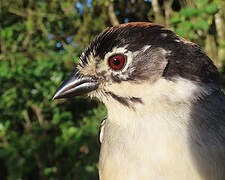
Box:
(53, 22, 225, 180)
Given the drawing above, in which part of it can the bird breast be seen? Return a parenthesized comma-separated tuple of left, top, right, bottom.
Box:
(98, 77, 212, 180)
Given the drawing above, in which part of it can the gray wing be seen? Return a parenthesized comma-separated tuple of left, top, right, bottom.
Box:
(189, 90, 225, 180)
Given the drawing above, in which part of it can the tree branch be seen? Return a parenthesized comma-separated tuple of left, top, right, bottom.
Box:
(1, 133, 8, 148)
(205, 34, 221, 68)
(108, 2, 119, 26)
(0, 37, 6, 60)
(23, 109, 47, 180)
(30, 104, 45, 126)
(215, 6, 225, 67)
(215, 7, 225, 43)
(23, 110, 32, 132)
(8, 7, 26, 17)
(152, 0, 165, 25)
(164, 0, 173, 27)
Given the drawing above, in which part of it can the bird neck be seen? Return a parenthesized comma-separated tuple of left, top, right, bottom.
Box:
(99, 78, 223, 180)
(103, 77, 217, 132)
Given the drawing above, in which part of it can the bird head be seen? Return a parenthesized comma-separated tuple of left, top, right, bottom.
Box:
(53, 22, 219, 110)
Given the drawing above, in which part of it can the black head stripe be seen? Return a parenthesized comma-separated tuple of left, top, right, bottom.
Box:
(105, 91, 143, 109)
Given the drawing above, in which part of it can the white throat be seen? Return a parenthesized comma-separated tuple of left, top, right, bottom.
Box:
(98, 78, 214, 180)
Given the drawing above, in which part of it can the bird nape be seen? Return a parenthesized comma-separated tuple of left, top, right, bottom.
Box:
(53, 22, 225, 180)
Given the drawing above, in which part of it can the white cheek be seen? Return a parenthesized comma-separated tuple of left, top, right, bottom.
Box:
(96, 60, 110, 74)
(78, 52, 96, 76)
(103, 77, 212, 103)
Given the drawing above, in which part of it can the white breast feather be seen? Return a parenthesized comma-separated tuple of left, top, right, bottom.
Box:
(98, 78, 213, 180)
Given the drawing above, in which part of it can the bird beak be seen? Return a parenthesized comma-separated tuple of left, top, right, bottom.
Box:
(52, 68, 99, 100)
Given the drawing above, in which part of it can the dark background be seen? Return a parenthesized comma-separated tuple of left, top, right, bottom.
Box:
(0, 0, 225, 179)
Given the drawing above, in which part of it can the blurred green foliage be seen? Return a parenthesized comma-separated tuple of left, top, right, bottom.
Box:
(0, 0, 225, 179)
(171, 1, 218, 42)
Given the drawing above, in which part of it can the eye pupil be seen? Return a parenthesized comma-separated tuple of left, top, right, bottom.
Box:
(108, 54, 126, 70)
(113, 59, 121, 66)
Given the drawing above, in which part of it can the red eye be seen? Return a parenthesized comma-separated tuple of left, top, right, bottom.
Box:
(108, 54, 126, 70)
